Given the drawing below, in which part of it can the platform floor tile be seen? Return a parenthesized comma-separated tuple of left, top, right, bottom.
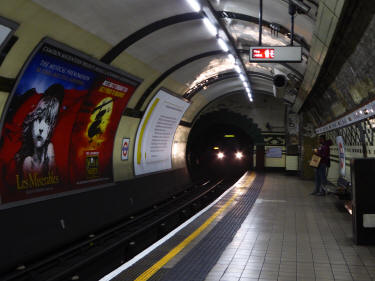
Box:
(111, 173, 375, 281)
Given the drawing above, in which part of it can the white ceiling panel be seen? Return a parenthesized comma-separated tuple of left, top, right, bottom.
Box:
(170, 54, 227, 85)
(212, 0, 314, 44)
(126, 19, 219, 72)
(32, 0, 194, 45)
(30, 0, 317, 120)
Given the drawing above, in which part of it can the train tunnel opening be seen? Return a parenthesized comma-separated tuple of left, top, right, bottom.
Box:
(187, 110, 263, 182)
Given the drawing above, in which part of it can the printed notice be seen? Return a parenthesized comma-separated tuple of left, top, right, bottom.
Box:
(134, 90, 189, 175)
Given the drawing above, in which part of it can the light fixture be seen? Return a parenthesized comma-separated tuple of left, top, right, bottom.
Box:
(203, 17, 217, 36)
(186, 0, 201, 12)
(239, 74, 245, 81)
(227, 53, 235, 64)
(213, 146, 219, 150)
(217, 152, 225, 159)
(234, 64, 241, 74)
(235, 152, 243, 159)
(224, 134, 235, 138)
(248, 93, 253, 102)
(217, 38, 229, 52)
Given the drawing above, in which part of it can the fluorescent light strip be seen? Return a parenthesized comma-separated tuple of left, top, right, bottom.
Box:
(239, 74, 245, 81)
(228, 54, 235, 64)
(186, 0, 201, 12)
(203, 17, 217, 36)
(234, 65, 241, 74)
(217, 38, 229, 52)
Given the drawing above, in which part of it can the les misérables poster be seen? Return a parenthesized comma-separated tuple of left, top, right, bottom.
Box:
(0, 41, 138, 204)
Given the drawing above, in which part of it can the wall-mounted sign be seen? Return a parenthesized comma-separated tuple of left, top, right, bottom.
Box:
(0, 17, 18, 53)
(121, 138, 130, 161)
(0, 38, 139, 205)
(316, 100, 375, 134)
(249, 46, 302, 62)
(266, 147, 282, 158)
(134, 89, 189, 176)
(336, 136, 346, 177)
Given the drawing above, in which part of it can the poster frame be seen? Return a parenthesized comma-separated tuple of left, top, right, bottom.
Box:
(133, 87, 190, 178)
(0, 37, 142, 209)
(0, 37, 142, 140)
(0, 16, 18, 54)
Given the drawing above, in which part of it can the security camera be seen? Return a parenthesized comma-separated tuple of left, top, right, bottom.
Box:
(289, 0, 311, 14)
(273, 68, 287, 88)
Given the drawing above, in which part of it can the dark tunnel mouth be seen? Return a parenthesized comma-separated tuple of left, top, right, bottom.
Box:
(187, 122, 255, 182)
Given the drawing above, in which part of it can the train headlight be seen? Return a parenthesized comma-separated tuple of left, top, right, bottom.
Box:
(217, 152, 225, 159)
(235, 152, 243, 159)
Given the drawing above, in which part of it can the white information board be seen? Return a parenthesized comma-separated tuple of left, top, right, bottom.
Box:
(266, 147, 282, 158)
(134, 89, 189, 175)
(0, 25, 11, 47)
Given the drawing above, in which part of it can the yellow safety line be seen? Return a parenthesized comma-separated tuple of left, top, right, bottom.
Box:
(134, 172, 255, 281)
(137, 98, 160, 164)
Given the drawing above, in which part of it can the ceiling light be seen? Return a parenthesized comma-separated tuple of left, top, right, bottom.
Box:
(248, 93, 253, 102)
(217, 38, 229, 52)
(234, 64, 241, 73)
(239, 74, 245, 81)
(227, 53, 235, 64)
(203, 17, 217, 36)
(186, 0, 201, 12)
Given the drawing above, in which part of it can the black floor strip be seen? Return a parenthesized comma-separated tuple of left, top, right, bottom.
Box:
(156, 174, 265, 281)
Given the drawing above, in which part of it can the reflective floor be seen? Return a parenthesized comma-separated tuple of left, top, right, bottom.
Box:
(107, 173, 375, 281)
(204, 174, 375, 281)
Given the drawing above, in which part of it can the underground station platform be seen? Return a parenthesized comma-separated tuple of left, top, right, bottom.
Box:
(99, 172, 375, 281)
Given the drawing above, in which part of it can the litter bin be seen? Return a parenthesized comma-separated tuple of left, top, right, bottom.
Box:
(351, 158, 375, 245)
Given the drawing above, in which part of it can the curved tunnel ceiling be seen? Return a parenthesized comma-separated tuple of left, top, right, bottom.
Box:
(32, 0, 316, 119)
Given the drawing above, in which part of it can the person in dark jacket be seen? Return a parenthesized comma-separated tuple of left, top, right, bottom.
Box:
(311, 135, 331, 196)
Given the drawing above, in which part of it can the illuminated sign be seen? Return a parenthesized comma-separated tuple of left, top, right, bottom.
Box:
(249, 46, 302, 62)
(252, 48, 275, 59)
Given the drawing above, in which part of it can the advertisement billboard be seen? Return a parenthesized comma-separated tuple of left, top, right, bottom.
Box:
(134, 89, 189, 175)
(0, 38, 139, 205)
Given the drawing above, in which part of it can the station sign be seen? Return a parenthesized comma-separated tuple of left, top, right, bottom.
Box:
(249, 46, 302, 62)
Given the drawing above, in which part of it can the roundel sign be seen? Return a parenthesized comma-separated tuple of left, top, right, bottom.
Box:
(121, 138, 130, 160)
(336, 136, 345, 177)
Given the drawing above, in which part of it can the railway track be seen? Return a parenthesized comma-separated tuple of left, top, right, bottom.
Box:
(1, 177, 240, 281)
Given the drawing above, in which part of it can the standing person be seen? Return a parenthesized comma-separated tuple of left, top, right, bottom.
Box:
(311, 135, 331, 196)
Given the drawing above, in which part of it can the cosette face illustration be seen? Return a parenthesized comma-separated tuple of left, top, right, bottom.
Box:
(32, 117, 51, 148)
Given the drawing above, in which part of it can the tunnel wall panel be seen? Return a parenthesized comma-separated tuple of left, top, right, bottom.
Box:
(0, 166, 190, 273)
(0, 1, 193, 273)
(113, 116, 140, 181)
(300, 12, 375, 185)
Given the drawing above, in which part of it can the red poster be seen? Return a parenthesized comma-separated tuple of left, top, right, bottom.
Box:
(0, 40, 139, 204)
(69, 78, 136, 186)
